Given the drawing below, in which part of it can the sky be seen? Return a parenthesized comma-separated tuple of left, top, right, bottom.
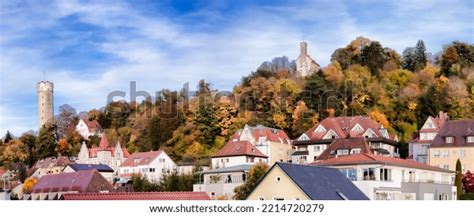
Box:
(0, 0, 473, 136)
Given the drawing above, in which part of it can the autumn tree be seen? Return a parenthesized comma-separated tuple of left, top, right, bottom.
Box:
(2, 139, 29, 164)
(56, 138, 70, 155)
(3, 131, 13, 143)
(36, 122, 58, 159)
(19, 133, 37, 166)
(233, 163, 269, 200)
(361, 41, 386, 76)
(23, 177, 38, 193)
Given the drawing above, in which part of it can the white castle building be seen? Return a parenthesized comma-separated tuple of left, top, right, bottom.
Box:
(77, 135, 130, 174)
(37, 81, 54, 128)
(295, 41, 320, 76)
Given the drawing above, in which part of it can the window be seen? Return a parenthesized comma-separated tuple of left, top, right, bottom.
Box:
(351, 148, 361, 154)
(467, 136, 474, 143)
(149, 168, 155, 172)
(276, 177, 281, 182)
(273, 197, 285, 201)
(294, 197, 300, 200)
(314, 145, 321, 152)
(363, 168, 375, 180)
(340, 168, 357, 181)
(247, 157, 254, 163)
(460, 149, 466, 157)
(443, 164, 449, 170)
(445, 137, 454, 144)
(258, 197, 265, 201)
(380, 168, 392, 181)
(434, 150, 440, 158)
(337, 149, 349, 155)
(443, 150, 449, 157)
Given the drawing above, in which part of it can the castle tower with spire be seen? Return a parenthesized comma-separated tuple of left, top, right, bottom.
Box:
(295, 41, 320, 76)
(37, 80, 54, 128)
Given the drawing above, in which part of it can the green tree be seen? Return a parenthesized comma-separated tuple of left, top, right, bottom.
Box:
(194, 80, 220, 148)
(414, 40, 427, 71)
(455, 159, 463, 199)
(233, 163, 269, 200)
(3, 131, 13, 143)
(361, 41, 386, 76)
(402, 47, 416, 72)
(17, 163, 28, 183)
(36, 123, 58, 159)
(19, 133, 37, 166)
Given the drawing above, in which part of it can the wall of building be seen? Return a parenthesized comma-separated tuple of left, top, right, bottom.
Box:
(247, 166, 309, 200)
(211, 156, 266, 168)
(429, 146, 474, 173)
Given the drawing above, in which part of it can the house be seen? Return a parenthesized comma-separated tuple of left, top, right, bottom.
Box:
(292, 115, 399, 164)
(313, 153, 456, 200)
(247, 162, 368, 200)
(75, 118, 103, 139)
(63, 163, 114, 182)
(211, 140, 268, 168)
(76, 135, 129, 173)
(118, 150, 176, 182)
(31, 156, 72, 179)
(429, 119, 474, 173)
(193, 164, 253, 199)
(229, 124, 293, 165)
(409, 111, 448, 163)
(176, 162, 209, 175)
(26, 170, 114, 200)
(315, 137, 394, 161)
(62, 191, 210, 200)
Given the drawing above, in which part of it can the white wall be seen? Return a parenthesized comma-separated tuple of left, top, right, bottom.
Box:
(118, 152, 176, 182)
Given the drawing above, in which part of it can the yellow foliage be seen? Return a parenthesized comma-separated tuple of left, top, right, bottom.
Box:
(56, 138, 69, 154)
(369, 110, 390, 128)
(408, 102, 417, 111)
(23, 177, 37, 192)
(272, 113, 288, 129)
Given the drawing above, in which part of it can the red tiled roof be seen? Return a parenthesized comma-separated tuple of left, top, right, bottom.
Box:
(31, 170, 114, 193)
(431, 120, 474, 148)
(81, 118, 102, 132)
(312, 153, 452, 173)
(62, 192, 210, 200)
(99, 135, 110, 149)
(232, 125, 290, 145)
(119, 151, 163, 167)
(212, 140, 268, 158)
(300, 115, 397, 142)
(88, 136, 130, 158)
(316, 137, 372, 160)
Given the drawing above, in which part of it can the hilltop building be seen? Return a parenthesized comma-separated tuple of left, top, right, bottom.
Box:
(37, 80, 54, 128)
(295, 41, 320, 76)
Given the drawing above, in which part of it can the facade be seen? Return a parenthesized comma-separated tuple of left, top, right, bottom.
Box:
(63, 163, 114, 182)
(193, 164, 252, 199)
(75, 118, 103, 139)
(314, 153, 456, 200)
(27, 170, 114, 200)
(429, 119, 474, 173)
(295, 41, 320, 76)
(76, 135, 129, 173)
(62, 192, 210, 200)
(31, 156, 71, 179)
(247, 162, 368, 200)
(228, 124, 293, 165)
(37, 80, 54, 128)
(292, 115, 399, 164)
(409, 111, 448, 163)
(118, 151, 176, 182)
(211, 140, 268, 168)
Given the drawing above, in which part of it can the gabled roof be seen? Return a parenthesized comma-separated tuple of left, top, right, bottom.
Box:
(99, 135, 110, 149)
(66, 163, 114, 172)
(312, 153, 453, 173)
(232, 124, 291, 145)
(87, 135, 130, 158)
(31, 170, 114, 193)
(296, 116, 397, 143)
(119, 151, 163, 167)
(212, 140, 267, 158)
(79, 118, 102, 132)
(431, 120, 474, 148)
(316, 137, 372, 160)
(253, 163, 368, 200)
(62, 192, 210, 200)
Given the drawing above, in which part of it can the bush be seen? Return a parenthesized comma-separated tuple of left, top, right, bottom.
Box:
(460, 193, 474, 200)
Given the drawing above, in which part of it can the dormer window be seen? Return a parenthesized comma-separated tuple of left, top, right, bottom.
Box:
(350, 148, 361, 154)
(337, 149, 349, 155)
(445, 136, 454, 144)
(467, 136, 474, 143)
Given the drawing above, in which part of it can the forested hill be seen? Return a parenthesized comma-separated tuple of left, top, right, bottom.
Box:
(1, 36, 473, 167)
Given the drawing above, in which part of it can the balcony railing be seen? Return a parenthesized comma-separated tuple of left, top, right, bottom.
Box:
(402, 179, 451, 185)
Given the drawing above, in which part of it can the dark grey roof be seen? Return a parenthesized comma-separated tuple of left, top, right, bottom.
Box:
(276, 163, 369, 200)
(291, 150, 309, 156)
(67, 163, 114, 172)
(199, 164, 252, 174)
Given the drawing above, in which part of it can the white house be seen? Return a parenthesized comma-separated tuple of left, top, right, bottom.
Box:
(409, 111, 448, 164)
(76, 135, 129, 174)
(211, 140, 268, 169)
(75, 118, 103, 139)
(314, 153, 456, 200)
(118, 150, 176, 182)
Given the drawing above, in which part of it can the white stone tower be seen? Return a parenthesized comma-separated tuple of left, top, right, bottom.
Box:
(296, 41, 320, 76)
(37, 80, 54, 128)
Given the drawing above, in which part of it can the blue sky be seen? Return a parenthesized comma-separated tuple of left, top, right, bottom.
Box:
(0, 0, 473, 135)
